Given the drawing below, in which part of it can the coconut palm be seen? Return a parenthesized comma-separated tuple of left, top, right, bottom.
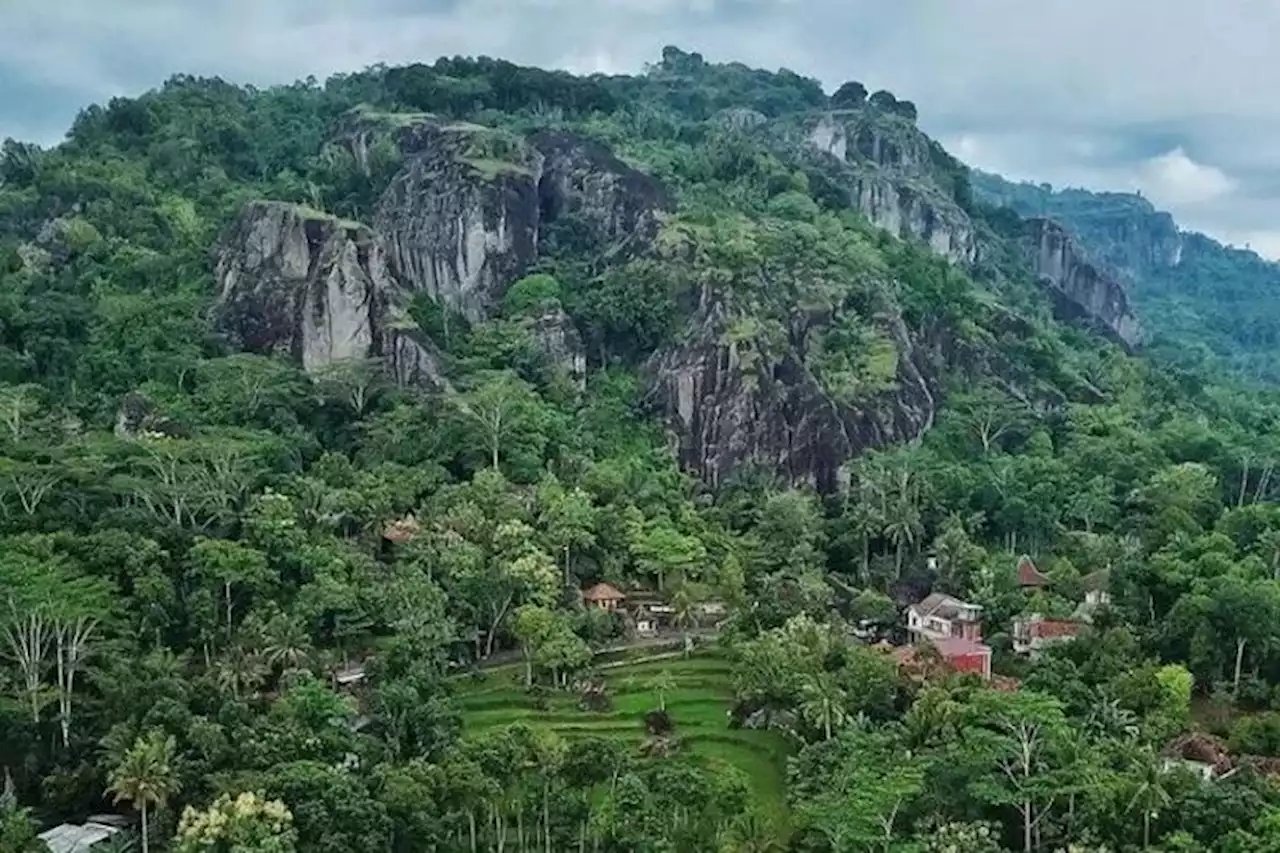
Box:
(105, 731, 181, 853)
(1126, 748, 1172, 849)
(799, 672, 848, 740)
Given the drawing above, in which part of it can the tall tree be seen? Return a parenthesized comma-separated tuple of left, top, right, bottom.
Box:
(106, 731, 182, 853)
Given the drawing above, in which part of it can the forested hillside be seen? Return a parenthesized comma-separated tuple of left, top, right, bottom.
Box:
(974, 170, 1280, 382)
(4, 46, 1280, 853)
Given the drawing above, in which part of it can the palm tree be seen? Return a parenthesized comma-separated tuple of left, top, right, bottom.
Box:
(718, 810, 783, 853)
(646, 670, 677, 712)
(1087, 695, 1140, 742)
(106, 731, 181, 853)
(670, 582, 699, 646)
(799, 673, 848, 740)
(1126, 748, 1172, 849)
(261, 614, 313, 682)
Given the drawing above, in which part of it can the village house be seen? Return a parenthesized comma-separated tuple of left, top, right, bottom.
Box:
(1006, 559, 1117, 657)
(581, 584, 727, 637)
(582, 582, 626, 612)
(1012, 614, 1085, 656)
(1016, 554, 1051, 589)
(903, 592, 992, 679)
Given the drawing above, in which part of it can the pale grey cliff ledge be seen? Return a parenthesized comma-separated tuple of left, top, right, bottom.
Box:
(1025, 217, 1144, 351)
(805, 112, 977, 266)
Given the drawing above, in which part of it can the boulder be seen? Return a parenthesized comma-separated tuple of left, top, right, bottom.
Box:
(526, 307, 587, 389)
(114, 391, 187, 439)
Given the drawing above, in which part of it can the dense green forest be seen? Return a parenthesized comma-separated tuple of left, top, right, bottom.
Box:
(973, 170, 1280, 383)
(4, 45, 1280, 853)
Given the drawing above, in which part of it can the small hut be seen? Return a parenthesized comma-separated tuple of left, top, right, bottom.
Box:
(582, 582, 626, 612)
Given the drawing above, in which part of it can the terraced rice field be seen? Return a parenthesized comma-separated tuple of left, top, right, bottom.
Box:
(453, 651, 792, 821)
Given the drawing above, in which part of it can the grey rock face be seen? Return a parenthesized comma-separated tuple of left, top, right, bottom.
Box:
(1026, 218, 1143, 350)
(531, 131, 673, 256)
(647, 291, 937, 492)
(807, 113, 976, 265)
(527, 307, 587, 389)
(214, 119, 671, 393)
(212, 201, 447, 387)
(375, 122, 543, 322)
(214, 201, 380, 371)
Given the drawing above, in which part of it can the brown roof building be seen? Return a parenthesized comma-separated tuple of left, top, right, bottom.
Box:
(1016, 555, 1050, 588)
(583, 582, 626, 611)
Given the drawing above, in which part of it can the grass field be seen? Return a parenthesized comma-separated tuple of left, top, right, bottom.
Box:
(453, 650, 792, 822)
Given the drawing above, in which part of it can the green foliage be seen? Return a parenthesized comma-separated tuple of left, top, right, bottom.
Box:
(502, 273, 564, 317)
(974, 170, 1280, 384)
(174, 792, 297, 853)
(5, 42, 1280, 853)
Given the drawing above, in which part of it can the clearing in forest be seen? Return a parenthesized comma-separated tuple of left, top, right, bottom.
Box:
(453, 651, 791, 821)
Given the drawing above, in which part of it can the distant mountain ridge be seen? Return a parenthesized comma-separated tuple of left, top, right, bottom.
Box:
(973, 170, 1280, 382)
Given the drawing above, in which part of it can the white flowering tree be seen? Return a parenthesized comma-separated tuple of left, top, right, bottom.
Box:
(174, 792, 296, 853)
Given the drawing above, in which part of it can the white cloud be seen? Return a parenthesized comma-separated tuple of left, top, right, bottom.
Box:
(1136, 148, 1236, 208)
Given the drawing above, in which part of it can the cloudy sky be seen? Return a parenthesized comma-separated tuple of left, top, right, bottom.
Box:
(3, 0, 1278, 255)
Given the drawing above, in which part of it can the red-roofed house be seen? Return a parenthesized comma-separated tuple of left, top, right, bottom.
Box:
(908, 593, 984, 643)
(902, 592, 992, 679)
(582, 582, 626, 611)
(1016, 555, 1050, 589)
(1013, 614, 1085, 657)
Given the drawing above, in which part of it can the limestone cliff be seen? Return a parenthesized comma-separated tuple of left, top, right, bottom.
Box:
(806, 112, 976, 264)
(1025, 218, 1143, 350)
(972, 170, 1184, 281)
(214, 117, 673, 392)
(647, 289, 937, 492)
(374, 121, 543, 322)
(531, 131, 673, 258)
(212, 201, 447, 387)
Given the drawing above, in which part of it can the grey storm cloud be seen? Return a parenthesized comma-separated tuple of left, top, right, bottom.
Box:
(2, 0, 1279, 254)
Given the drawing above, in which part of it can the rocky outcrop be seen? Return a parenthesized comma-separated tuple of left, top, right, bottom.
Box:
(1025, 218, 1143, 350)
(214, 119, 668, 392)
(647, 291, 937, 492)
(806, 113, 976, 264)
(375, 122, 543, 322)
(212, 201, 447, 386)
(531, 131, 673, 257)
(214, 201, 380, 370)
(367, 117, 672, 322)
(527, 307, 587, 388)
(114, 392, 187, 439)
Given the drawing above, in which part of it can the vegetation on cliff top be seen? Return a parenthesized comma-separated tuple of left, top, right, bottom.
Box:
(2, 45, 1280, 853)
(974, 169, 1280, 383)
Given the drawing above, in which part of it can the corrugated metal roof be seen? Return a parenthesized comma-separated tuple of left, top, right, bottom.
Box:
(38, 822, 121, 853)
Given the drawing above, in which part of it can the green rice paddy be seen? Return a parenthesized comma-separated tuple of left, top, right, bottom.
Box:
(453, 651, 792, 822)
